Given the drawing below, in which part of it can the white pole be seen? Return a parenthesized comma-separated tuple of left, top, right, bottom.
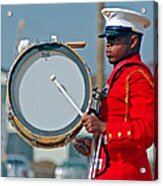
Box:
(88, 138, 95, 179)
(91, 134, 103, 179)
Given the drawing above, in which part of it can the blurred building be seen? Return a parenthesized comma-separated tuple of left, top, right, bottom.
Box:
(32, 161, 56, 178)
(1, 68, 8, 176)
(6, 115, 34, 177)
(6, 133, 34, 162)
(1, 68, 34, 177)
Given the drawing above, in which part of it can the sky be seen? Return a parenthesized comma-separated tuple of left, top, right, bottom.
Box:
(1, 1, 157, 76)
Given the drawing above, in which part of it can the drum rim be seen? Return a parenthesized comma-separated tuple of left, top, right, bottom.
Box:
(7, 42, 92, 148)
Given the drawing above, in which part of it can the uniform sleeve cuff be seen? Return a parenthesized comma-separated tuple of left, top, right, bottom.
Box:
(106, 122, 133, 143)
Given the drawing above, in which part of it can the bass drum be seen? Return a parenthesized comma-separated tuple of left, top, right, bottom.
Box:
(7, 42, 92, 148)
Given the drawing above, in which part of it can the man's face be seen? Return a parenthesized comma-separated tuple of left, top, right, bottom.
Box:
(106, 35, 132, 65)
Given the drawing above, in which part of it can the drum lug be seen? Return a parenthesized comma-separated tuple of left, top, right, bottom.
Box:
(8, 110, 16, 128)
(8, 112, 13, 121)
(6, 72, 9, 83)
(65, 133, 71, 145)
(31, 134, 38, 146)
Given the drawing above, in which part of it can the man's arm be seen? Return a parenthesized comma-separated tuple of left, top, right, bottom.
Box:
(105, 70, 154, 149)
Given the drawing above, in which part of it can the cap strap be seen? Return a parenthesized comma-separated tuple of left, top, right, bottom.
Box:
(105, 26, 133, 32)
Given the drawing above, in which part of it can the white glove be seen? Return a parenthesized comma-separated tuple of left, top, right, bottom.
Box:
(18, 39, 30, 53)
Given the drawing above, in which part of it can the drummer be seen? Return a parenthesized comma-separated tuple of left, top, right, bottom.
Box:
(75, 8, 154, 180)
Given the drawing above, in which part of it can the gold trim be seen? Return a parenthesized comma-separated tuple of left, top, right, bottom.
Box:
(125, 69, 154, 122)
(11, 114, 83, 148)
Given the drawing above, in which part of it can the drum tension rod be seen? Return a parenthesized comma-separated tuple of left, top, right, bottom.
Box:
(8, 110, 16, 128)
(65, 133, 71, 145)
(31, 134, 38, 146)
(8, 111, 13, 121)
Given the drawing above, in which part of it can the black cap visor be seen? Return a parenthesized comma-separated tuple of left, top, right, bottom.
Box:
(98, 26, 134, 38)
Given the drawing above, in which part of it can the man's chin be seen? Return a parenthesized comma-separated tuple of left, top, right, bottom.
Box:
(108, 60, 114, 64)
(108, 57, 121, 65)
(108, 58, 116, 64)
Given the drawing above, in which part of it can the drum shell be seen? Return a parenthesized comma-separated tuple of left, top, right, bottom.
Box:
(7, 42, 92, 148)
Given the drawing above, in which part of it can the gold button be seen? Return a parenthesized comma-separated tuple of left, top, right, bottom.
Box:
(127, 131, 131, 136)
(118, 132, 122, 138)
(108, 133, 112, 139)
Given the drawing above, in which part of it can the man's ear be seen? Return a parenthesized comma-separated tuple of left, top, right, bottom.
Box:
(130, 34, 139, 49)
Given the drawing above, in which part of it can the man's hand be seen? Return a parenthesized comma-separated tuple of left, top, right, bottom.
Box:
(82, 113, 106, 135)
(74, 137, 92, 157)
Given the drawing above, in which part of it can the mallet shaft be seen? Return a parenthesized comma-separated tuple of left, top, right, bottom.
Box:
(50, 74, 83, 117)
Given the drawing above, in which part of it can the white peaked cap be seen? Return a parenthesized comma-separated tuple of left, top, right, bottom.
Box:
(99, 8, 151, 37)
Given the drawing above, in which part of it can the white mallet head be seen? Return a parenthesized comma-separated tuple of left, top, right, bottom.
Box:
(50, 74, 56, 81)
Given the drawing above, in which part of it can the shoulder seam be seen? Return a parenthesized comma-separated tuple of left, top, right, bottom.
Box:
(126, 68, 154, 88)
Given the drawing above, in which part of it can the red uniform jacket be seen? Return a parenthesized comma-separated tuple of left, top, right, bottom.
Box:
(95, 54, 154, 180)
